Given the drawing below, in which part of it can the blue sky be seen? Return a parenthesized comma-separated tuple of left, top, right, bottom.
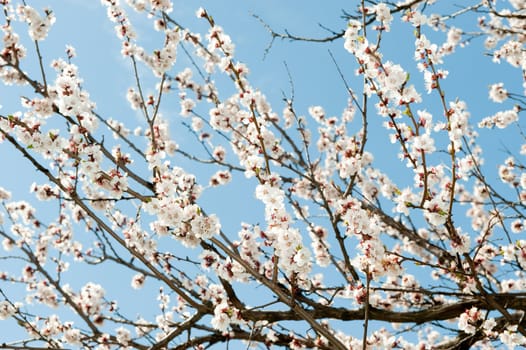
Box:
(0, 0, 524, 347)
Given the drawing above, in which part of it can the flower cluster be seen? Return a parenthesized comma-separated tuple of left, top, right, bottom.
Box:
(255, 180, 312, 282)
(0, 301, 19, 320)
(74, 282, 106, 316)
(17, 5, 55, 41)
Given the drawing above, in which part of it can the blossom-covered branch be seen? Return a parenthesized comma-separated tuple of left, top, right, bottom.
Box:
(0, 0, 525, 349)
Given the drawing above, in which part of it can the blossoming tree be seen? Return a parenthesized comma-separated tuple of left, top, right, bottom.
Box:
(0, 0, 525, 349)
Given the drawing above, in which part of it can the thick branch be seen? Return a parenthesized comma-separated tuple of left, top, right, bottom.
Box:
(242, 295, 526, 324)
